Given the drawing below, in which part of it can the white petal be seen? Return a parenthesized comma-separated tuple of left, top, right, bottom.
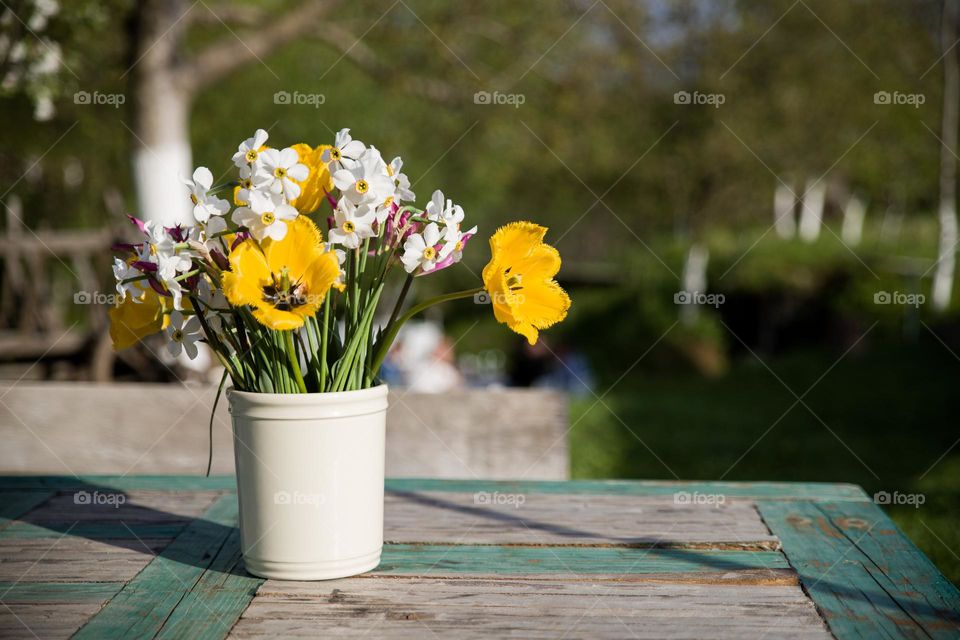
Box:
(423, 222, 441, 246)
(332, 170, 355, 191)
(266, 221, 288, 241)
(183, 340, 199, 360)
(287, 163, 309, 181)
(253, 129, 269, 148)
(342, 139, 365, 158)
(279, 147, 299, 167)
(193, 167, 213, 190)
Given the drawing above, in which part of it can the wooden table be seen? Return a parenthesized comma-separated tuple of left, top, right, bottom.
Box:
(0, 477, 957, 639)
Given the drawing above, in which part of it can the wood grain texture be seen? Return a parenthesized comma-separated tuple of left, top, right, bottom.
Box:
(758, 499, 960, 639)
(385, 490, 780, 548)
(0, 603, 103, 640)
(231, 576, 833, 639)
(0, 383, 568, 479)
(0, 537, 167, 582)
(0, 475, 870, 500)
(375, 544, 789, 575)
(71, 494, 254, 640)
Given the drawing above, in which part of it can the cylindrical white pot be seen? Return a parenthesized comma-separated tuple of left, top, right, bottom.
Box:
(227, 384, 388, 580)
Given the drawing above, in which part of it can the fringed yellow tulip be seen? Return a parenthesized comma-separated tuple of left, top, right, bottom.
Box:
(223, 216, 339, 331)
(482, 222, 571, 345)
(108, 288, 168, 350)
(289, 143, 334, 215)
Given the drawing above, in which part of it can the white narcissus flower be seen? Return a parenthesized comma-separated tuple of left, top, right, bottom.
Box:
(112, 258, 141, 301)
(388, 156, 415, 203)
(322, 127, 366, 171)
(332, 148, 394, 206)
(440, 224, 478, 263)
(202, 215, 227, 252)
(183, 167, 229, 223)
(166, 310, 202, 359)
(256, 147, 309, 200)
(425, 189, 464, 227)
(232, 128, 269, 169)
(232, 190, 298, 241)
(329, 198, 376, 249)
(401, 222, 443, 274)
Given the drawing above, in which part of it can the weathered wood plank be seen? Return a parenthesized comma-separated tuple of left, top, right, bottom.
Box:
(385, 490, 779, 548)
(154, 526, 263, 640)
(758, 500, 960, 639)
(21, 490, 222, 522)
(0, 581, 123, 603)
(0, 537, 167, 582)
(386, 478, 870, 501)
(0, 475, 237, 492)
(2, 522, 189, 539)
(232, 576, 833, 639)
(72, 494, 241, 639)
(375, 544, 789, 575)
(0, 490, 53, 531)
(0, 476, 870, 501)
(0, 603, 103, 640)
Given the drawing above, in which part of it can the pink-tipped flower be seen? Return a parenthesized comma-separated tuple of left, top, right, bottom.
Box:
(432, 228, 476, 272)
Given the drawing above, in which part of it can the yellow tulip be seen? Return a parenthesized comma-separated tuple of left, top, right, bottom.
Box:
(289, 143, 334, 215)
(222, 216, 340, 331)
(108, 288, 169, 350)
(481, 222, 571, 345)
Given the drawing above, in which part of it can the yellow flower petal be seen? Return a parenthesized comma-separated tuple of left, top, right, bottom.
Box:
(223, 216, 337, 331)
(289, 143, 334, 215)
(108, 288, 165, 350)
(481, 221, 570, 345)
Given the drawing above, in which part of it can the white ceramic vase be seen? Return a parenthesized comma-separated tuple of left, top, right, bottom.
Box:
(227, 384, 388, 580)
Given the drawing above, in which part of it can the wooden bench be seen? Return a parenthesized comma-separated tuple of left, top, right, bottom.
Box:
(0, 383, 569, 479)
(0, 476, 956, 638)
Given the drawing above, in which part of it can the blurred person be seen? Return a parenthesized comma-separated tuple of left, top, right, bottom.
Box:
(390, 321, 464, 393)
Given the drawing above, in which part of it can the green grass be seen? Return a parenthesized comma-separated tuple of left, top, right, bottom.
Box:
(570, 336, 960, 584)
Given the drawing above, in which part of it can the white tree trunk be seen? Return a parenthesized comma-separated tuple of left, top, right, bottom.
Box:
(933, 0, 959, 311)
(798, 179, 825, 243)
(841, 195, 866, 247)
(773, 182, 796, 239)
(132, 89, 193, 227)
(680, 243, 709, 325)
(130, 0, 193, 227)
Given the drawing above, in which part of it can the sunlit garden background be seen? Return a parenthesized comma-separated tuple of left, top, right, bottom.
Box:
(3, 0, 960, 582)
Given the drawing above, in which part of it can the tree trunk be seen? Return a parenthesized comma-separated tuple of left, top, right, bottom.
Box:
(841, 194, 866, 246)
(773, 182, 796, 239)
(933, 0, 959, 311)
(130, 0, 193, 226)
(798, 178, 825, 243)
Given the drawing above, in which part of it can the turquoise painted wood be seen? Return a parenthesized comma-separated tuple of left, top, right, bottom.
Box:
(155, 525, 263, 640)
(72, 494, 244, 640)
(376, 544, 789, 574)
(1, 477, 956, 639)
(757, 500, 960, 639)
(0, 490, 53, 531)
(0, 475, 869, 500)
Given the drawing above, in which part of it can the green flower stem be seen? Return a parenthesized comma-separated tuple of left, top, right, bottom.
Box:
(320, 295, 331, 391)
(284, 330, 307, 393)
(369, 286, 483, 377)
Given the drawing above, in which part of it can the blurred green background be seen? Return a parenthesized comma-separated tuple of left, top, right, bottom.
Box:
(3, 0, 960, 582)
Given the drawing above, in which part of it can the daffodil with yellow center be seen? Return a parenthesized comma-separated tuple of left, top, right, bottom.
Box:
(223, 216, 340, 331)
(289, 143, 335, 215)
(481, 222, 570, 345)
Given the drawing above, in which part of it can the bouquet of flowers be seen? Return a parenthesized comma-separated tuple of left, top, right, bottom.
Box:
(108, 128, 571, 394)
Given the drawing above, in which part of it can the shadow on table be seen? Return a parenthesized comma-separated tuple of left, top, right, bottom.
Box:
(3, 479, 251, 579)
(4, 479, 958, 627)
